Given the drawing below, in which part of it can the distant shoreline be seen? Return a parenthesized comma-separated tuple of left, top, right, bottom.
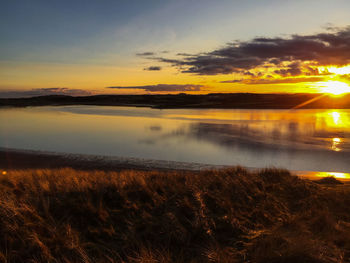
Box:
(1, 93, 350, 109)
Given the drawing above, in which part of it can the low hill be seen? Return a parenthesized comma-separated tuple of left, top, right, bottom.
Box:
(1, 93, 350, 109)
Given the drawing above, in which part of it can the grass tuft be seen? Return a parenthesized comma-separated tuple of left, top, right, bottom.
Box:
(315, 176, 344, 185)
(0, 167, 349, 262)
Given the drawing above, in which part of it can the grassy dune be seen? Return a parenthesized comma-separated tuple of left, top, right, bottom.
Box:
(0, 168, 350, 262)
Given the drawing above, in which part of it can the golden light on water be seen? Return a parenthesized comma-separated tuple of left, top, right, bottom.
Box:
(315, 172, 350, 179)
(332, 111, 340, 125)
(315, 110, 349, 152)
(300, 171, 350, 180)
(331, 137, 342, 152)
(317, 110, 350, 130)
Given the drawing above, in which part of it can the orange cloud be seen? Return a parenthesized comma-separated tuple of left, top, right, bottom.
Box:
(221, 76, 326, 85)
(155, 26, 350, 75)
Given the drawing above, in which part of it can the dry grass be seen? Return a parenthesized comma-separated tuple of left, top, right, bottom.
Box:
(315, 176, 344, 185)
(0, 167, 349, 262)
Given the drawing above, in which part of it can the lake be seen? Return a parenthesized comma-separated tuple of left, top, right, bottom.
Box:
(1, 106, 350, 173)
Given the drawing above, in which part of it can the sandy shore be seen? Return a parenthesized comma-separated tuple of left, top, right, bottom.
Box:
(0, 147, 231, 172)
(2, 147, 349, 182)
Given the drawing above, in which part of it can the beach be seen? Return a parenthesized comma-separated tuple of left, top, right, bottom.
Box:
(0, 147, 230, 172)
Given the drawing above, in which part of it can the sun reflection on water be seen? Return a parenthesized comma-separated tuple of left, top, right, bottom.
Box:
(300, 171, 350, 180)
(313, 110, 349, 152)
(314, 172, 350, 179)
(313, 110, 350, 131)
(332, 111, 340, 125)
(331, 137, 342, 152)
(321, 110, 350, 129)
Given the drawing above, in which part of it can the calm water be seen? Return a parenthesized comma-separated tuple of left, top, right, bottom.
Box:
(1, 106, 350, 173)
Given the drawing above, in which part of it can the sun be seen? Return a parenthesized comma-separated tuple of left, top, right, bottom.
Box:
(320, 81, 350, 96)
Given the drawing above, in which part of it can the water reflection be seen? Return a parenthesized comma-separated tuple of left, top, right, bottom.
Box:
(316, 110, 350, 130)
(301, 171, 350, 180)
(316, 172, 350, 179)
(161, 109, 350, 152)
(332, 111, 340, 125)
(331, 138, 342, 152)
(158, 120, 350, 152)
(1, 106, 350, 173)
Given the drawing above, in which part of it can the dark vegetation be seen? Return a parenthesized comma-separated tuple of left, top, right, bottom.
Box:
(1, 93, 350, 109)
(315, 176, 344, 185)
(0, 167, 350, 262)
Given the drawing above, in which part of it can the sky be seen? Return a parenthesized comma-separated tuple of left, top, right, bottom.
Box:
(1, 0, 350, 97)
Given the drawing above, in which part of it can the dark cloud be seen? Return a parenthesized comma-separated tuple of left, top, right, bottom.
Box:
(221, 79, 243, 83)
(243, 71, 255, 76)
(176, 53, 193, 56)
(144, 66, 162, 71)
(106, 84, 203, 92)
(221, 76, 325, 85)
(0, 88, 93, 98)
(154, 26, 350, 75)
(136, 52, 155, 56)
(274, 62, 302, 77)
(305, 66, 322, 76)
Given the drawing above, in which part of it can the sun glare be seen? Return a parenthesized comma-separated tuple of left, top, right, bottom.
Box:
(315, 172, 350, 179)
(319, 81, 350, 96)
(319, 65, 350, 75)
(327, 65, 350, 75)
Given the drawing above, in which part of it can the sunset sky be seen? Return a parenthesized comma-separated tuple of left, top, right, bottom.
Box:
(1, 0, 350, 97)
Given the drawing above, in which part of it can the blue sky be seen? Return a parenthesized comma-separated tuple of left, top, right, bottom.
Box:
(1, 0, 350, 95)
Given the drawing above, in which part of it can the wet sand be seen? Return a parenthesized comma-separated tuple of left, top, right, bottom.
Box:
(0, 147, 228, 172)
(1, 147, 349, 183)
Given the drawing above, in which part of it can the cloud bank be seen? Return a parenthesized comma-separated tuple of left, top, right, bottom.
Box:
(221, 76, 325, 85)
(106, 84, 203, 92)
(153, 26, 350, 77)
